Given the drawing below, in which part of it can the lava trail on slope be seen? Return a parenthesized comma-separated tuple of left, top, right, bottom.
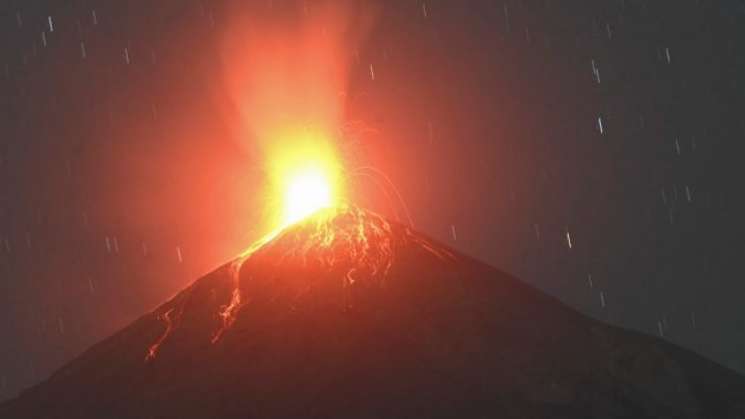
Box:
(2, 205, 745, 419)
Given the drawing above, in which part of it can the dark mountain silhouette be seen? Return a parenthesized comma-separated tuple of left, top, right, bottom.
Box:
(2, 205, 744, 418)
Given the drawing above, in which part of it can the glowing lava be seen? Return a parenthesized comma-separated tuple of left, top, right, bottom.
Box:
(145, 204, 457, 359)
(145, 308, 175, 361)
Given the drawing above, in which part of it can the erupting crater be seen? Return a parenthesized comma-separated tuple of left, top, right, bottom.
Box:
(146, 204, 456, 360)
(5, 205, 743, 419)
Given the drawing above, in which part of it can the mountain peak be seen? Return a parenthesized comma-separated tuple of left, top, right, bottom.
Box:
(248, 204, 454, 279)
(146, 204, 456, 359)
(3, 205, 745, 418)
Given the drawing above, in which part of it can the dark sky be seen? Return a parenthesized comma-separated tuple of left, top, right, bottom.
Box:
(1, 0, 744, 401)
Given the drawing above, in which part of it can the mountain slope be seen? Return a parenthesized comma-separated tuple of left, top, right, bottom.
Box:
(2, 205, 744, 418)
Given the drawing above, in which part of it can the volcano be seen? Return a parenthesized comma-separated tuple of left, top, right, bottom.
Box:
(2, 205, 744, 418)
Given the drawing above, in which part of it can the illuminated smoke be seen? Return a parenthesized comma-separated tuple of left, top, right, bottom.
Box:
(220, 0, 378, 152)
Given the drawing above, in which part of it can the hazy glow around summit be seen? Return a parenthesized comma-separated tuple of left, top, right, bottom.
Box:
(283, 167, 333, 225)
(267, 129, 344, 229)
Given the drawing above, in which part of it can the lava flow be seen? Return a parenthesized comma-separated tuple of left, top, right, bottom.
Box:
(144, 203, 455, 360)
(144, 308, 175, 361)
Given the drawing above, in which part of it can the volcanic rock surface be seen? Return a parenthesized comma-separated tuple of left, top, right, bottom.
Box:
(2, 206, 744, 418)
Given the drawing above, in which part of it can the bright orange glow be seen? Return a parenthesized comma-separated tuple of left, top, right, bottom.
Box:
(219, 2, 376, 233)
(266, 130, 344, 230)
(284, 169, 332, 225)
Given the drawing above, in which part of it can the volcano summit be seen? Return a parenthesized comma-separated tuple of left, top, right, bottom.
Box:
(2, 206, 744, 418)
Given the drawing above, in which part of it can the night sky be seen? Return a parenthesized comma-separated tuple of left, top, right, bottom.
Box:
(1, 0, 744, 402)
